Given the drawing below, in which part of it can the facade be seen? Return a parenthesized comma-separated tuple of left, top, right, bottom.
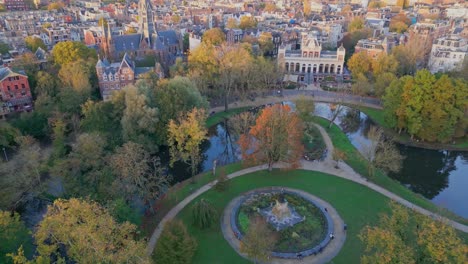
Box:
(4, 0, 29, 11)
(0, 67, 33, 117)
(278, 33, 346, 83)
(409, 20, 451, 61)
(354, 36, 398, 58)
(428, 35, 467, 73)
(96, 53, 154, 101)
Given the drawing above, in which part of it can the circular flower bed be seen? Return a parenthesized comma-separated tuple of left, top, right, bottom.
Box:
(234, 189, 329, 254)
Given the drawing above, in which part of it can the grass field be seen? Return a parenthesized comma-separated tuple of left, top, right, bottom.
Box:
(174, 169, 392, 264)
(312, 116, 468, 226)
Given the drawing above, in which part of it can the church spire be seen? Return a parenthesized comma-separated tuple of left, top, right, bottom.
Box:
(138, 0, 155, 46)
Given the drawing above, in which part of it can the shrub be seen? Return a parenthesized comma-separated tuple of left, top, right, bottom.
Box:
(214, 168, 229, 192)
(153, 220, 197, 264)
(191, 199, 218, 229)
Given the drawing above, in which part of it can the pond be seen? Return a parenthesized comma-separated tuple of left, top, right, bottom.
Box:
(192, 102, 468, 219)
(315, 103, 468, 219)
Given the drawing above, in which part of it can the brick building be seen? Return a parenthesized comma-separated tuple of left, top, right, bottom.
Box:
(96, 53, 155, 100)
(0, 67, 33, 117)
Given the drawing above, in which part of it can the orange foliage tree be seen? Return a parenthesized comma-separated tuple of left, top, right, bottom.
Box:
(239, 104, 304, 171)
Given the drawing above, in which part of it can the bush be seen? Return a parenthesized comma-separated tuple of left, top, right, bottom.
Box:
(191, 199, 218, 229)
(214, 168, 229, 192)
(153, 220, 197, 264)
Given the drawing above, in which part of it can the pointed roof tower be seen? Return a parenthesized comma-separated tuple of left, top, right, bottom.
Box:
(138, 0, 155, 47)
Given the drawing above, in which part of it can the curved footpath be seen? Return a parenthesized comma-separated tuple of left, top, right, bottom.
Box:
(209, 90, 382, 114)
(146, 123, 468, 257)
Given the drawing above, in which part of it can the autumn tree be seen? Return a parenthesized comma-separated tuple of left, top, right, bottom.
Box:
(47, 1, 64, 10)
(51, 41, 97, 66)
(303, 0, 311, 16)
(258, 32, 274, 55)
(332, 149, 347, 168)
(226, 18, 238, 29)
(58, 59, 95, 95)
(391, 37, 425, 76)
(24, 36, 46, 52)
(167, 108, 207, 180)
(153, 76, 208, 145)
(348, 17, 365, 33)
(360, 126, 403, 177)
(34, 198, 149, 263)
(383, 70, 467, 142)
(240, 216, 278, 264)
(240, 104, 304, 171)
(202, 28, 226, 46)
(0, 211, 32, 263)
(239, 16, 257, 30)
(360, 201, 468, 264)
(347, 51, 373, 80)
(154, 220, 197, 264)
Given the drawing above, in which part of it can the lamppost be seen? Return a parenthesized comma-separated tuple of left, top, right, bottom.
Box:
(2, 147, 8, 162)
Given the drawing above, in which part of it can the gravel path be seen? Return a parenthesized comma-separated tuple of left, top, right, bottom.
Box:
(146, 123, 468, 259)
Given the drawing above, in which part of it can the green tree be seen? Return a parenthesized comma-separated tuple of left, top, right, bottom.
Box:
(0, 123, 20, 149)
(51, 41, 97, 66)
(374, 72, 397, 98)
(153, 220, 197, 264)
(202, 28, 226, 46)
(24, 36, 46, 52)
(0, 211, 32, 263)
(154, 76, 208, 144)
(121, 85, 159, 152)
(51, 118, 67, 160)
(35, 198, 150, 263)
(167, 108, 207, 180)
(0, 136, 47, 210)
(80, 100, 123, 146)
(0, 41, 10, 54)
(10, 112, 49, 140)
(295, 95, 315, 121)
(191, 199, 218, 229)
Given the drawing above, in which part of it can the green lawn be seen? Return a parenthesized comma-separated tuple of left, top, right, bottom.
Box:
(312, 116, 468, 226)
(173, 169, 393, 264)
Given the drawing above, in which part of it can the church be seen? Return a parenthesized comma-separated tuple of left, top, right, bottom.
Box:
(99, 0, 181, 67)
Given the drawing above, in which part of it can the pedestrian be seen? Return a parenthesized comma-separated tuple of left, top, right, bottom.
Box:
(324, 207, 328, 212)
(344, 224, 347, 231)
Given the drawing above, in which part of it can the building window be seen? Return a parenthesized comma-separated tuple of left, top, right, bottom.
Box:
(21, 83, 25, 89)
(14, 85, 18, 90)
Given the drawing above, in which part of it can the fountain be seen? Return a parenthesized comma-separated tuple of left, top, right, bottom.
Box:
(259, 195, 304, 231)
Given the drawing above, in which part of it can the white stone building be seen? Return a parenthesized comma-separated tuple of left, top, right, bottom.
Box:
(278, 33, 346, 83)
(428, 35, 467, 73)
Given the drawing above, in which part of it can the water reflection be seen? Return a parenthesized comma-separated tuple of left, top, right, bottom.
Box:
(169, 102, 467, 218)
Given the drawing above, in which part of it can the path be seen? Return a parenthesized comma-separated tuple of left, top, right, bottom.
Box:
(210, 90, 381, 114)
(146, 123, 468, 258)
(221, 187, 346, 264)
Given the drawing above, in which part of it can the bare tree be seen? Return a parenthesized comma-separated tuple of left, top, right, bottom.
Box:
(361, 126, 404, 177)
(328, 104, 345, 128)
